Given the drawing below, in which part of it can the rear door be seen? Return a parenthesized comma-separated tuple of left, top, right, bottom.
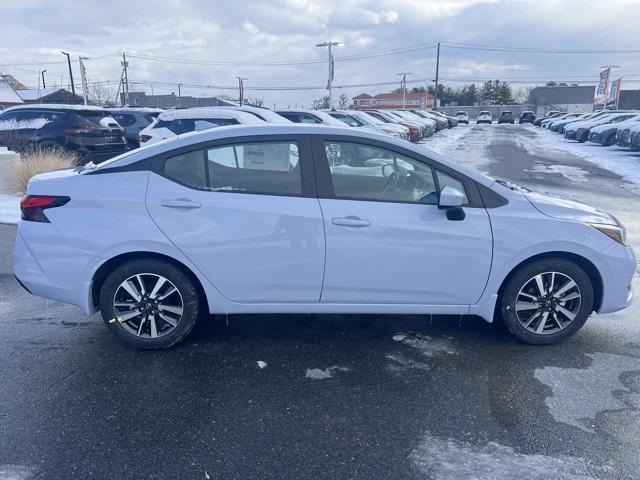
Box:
(313, 136, 493, 305)
(146, 134, 325, 303)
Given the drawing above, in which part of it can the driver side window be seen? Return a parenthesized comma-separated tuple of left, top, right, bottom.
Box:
(324, 142, 441, 204)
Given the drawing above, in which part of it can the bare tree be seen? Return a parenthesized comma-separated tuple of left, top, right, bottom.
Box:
(338, 93, 350, 109)
(88, 81, 117, 106)
(514, 86, 534, 105)
(245, 97, 264, 107)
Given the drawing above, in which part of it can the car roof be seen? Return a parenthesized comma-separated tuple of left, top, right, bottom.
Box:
(156, 108, 264, 123)
(209, 106, 291, 123)
(3, 103, 106, 113)
(107, 107, 164, 114)
(94, 123, 494, 187)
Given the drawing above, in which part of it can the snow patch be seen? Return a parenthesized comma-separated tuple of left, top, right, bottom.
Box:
(392, 334, 406, 341)
(528, 164, 590, 182)
(410, 434, 607, 480)
(396, 333, 458, 357)
(0, 464, 37, 480)
(0, 194, 20, 225)
(305, 366, 349, 380)
(535, 352, 640, 433)
(256, 360, 267, 369)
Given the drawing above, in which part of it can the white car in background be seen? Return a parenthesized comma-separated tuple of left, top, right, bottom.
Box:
(476, 111, 492, 124)
(388, 110, 436, 136)
(276, 109, 381, 136)
(455, 111, 469, 124)
(325, 110, 409, 140)
(211, 105, 292, 123)
(139, 108, 265, 145)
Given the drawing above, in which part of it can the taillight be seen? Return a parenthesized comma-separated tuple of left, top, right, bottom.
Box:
(20, 195, 70, 223)
(140, 134, 152, 143)
(65, 126, 98, 134)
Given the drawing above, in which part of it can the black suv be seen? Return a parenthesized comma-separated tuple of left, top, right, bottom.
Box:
(0, 106, 127, 163)
(497, 111, 515, 124)
(519, 111, 536, 124)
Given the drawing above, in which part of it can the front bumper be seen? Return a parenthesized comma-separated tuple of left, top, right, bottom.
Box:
(597, 242, 636, 314)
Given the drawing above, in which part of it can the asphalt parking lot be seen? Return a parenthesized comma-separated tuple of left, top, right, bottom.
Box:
(1, 125, 640, 480)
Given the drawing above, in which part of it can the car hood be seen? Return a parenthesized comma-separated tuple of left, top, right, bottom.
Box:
(565, 120, 593, 131)
(590, 123, 617, 134)
(525, 190, 618, 225)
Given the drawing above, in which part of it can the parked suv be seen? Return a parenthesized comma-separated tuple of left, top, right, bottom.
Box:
(498, 111, 515, 124)
(0, 105, 127, 163)
(108, 107, 163, 149)
(14, 124, 635, 350)
(477, 111, 492, 124)
(455, 111, 469, 124)
(519, 111, 536, 124)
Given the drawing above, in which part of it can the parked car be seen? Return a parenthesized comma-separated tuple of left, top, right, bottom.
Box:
(455, 111, 469, 124)
(519, 111, 536, 124)
(616, 121, 640, 148)
(548, 113, 589, 133)
(139, 108, 264, 145)
(0, 104, 127, 163)
(407, 110, 447, 131)
(386, 110, 436, 137)
(275, 109, 350, 127)
(325, 110, 407, 139)
(363, 110, 422, 142)
(498, 111, 515, 124)
(15, 124, 635, 350)
(542, 113, 579, 129)
(108, 107, 164, 149)
(588, 115, 640, 146)
(533, 111, 563, 127)
(629, 123, 640, 151)
(476, 111, 492, 124)
(565, 112, 639, 142)
(425, 110, 458, 128)
(349, 111, 410, 140)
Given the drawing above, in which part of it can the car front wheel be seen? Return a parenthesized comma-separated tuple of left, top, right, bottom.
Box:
(99, 259, 201, 349)
(499, 258, 594, 345)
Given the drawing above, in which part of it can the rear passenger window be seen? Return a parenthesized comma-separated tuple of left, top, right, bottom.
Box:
(164, 150, 206, 189)
(207, 142, 301, 195)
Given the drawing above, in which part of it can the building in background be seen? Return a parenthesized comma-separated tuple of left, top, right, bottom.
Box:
(352, 91, 434, 110)
(16, 87, 82, 104)
(618, 90, 640, 110)
(122, 91, 236, 109)
(527, 85, 595, 115)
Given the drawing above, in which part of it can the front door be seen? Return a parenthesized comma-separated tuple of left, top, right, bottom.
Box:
(314, 138, 493, 305)
(146, 136, 325, 303)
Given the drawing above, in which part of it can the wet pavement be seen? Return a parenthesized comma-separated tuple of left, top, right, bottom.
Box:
(1, 125, 639, 479)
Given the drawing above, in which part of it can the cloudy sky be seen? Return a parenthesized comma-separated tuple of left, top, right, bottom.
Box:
(1, 0, 639, 106)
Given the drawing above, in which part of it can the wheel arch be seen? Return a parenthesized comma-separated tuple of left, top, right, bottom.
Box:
(496, 251, 603, 312)
(91, 251, 209, 312)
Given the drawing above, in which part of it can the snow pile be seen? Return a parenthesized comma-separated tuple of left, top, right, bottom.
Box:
(305, 366, 349, 380)
(0, 194, 20, 225)
(418, 125, 495, 173)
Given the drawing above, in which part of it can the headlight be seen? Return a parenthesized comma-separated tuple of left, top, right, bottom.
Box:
(591, 223, 626, 245)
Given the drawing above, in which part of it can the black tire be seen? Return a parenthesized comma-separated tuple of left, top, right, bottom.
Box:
(499, 258, 594, 345)
(604, 133, 616, 147)
(99, 258, 201, 350)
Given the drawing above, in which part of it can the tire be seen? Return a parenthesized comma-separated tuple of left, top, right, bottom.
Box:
(604, 133, 616, 147)
(99, 258, 201, 349)
(499, 258, 594, 345)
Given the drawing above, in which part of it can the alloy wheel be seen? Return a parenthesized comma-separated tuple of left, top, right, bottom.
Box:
(112, 273, 183, 338)
(514, 272, 582, 335)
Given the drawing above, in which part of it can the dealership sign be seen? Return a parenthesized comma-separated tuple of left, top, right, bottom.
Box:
(593, 67, 610, 109)
(606, 77, 622, 109)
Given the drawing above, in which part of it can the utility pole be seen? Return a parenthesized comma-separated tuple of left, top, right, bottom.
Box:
(178, 83, 182, 108)
(41, 70, 47, 88)
(236, 76, 247, 105)
(316, 41, 341, 109)
(61, 51, 76, 97)
(433, 42, 441, 110)
(121, 52, 130, 105)
(78, 57, 89, 105)
(397, 72, 412, 109)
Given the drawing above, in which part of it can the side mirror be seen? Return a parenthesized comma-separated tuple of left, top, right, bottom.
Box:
(438, 186, 466, 221)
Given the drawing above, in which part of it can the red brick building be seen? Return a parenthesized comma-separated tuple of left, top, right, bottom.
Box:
(352, 92, 434, 110)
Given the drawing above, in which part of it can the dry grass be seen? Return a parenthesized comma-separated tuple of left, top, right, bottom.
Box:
(12, 147, 77, 192)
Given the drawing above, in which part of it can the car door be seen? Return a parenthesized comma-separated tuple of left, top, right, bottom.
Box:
(313, 136, 493, 305)
(146, 135, 325, 303)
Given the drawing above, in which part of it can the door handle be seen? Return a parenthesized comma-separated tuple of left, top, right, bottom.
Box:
(161, 199, 201, 209)
(332, 216, 371, 228)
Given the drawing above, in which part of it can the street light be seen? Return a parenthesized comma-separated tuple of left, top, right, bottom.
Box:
(397, 72, 412, 109)
(60, 51, 76, 96)
(316, 41, 342, 109)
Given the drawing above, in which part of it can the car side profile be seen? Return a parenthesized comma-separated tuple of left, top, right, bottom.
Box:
(14, 125, 635, 350)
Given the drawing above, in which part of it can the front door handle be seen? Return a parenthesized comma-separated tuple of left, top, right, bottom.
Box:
(332, 216, 371, 228)
(161, 199, 201, 209)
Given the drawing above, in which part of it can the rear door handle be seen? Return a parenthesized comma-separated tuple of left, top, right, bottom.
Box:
(332, 216, 371, 228)
(161, 199, 201, 209)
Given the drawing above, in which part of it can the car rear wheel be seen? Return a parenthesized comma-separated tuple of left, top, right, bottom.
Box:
(499, 258, 594, 345)
(99, 259, 201, 349)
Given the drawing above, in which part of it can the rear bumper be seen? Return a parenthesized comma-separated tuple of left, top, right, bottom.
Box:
(13, 224, 93, 313)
